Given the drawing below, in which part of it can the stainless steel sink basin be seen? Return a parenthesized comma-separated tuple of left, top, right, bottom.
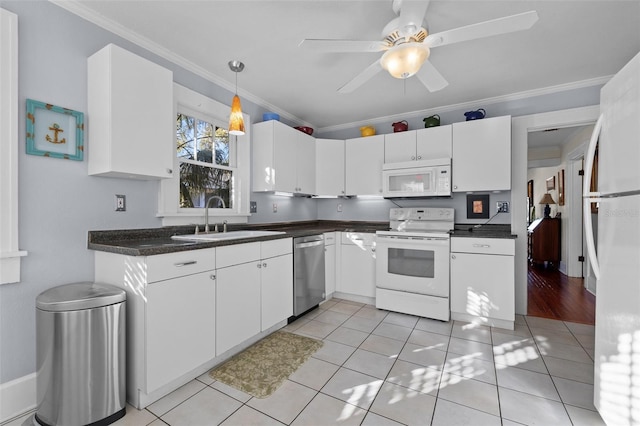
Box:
(171, 230, 286, 242)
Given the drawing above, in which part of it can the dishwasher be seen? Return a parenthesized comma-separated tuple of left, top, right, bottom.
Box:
(293, 234, 326, 317)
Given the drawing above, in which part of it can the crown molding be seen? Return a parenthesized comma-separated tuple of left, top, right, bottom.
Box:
(48, 0, 311, 127)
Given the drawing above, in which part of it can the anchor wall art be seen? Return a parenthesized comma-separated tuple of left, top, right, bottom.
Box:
(26, 99, 84, 160)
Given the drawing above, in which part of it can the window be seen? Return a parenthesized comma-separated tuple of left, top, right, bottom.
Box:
(176, 112, 234, 209)
(158, 84, 250, 225)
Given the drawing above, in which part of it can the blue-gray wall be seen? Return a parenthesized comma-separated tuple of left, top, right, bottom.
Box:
(0, 0, 600, 384)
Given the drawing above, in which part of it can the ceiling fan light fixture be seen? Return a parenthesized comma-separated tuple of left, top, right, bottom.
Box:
(380, 43, 429, 79)
(228, 60, 245, 136)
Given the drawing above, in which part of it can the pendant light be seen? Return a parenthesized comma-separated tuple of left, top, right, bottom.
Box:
(228, 60, 245, 136)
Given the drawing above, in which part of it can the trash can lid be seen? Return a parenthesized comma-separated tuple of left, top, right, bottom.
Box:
(36, 282, 126, 312)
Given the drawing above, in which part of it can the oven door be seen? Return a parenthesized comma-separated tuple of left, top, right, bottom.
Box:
(376, 234, 450, 297)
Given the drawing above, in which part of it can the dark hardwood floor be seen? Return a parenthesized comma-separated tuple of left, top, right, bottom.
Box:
(527, 264, 596, 325)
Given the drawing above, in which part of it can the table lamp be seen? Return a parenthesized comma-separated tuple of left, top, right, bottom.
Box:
(539, 193, 556, 218)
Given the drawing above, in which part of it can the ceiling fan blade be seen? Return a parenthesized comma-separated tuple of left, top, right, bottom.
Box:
(338, 60, 383, 94)
(424, 10, 539, 48)
(415, 60, 448, 92)
(398, 0, 430, 34)
(299, 39, 386, 53)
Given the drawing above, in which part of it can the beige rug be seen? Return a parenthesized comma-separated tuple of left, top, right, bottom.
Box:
(209, 330, 323, 399)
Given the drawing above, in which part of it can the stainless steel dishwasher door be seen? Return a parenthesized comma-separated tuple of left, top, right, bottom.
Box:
(293, 235, 326, 316)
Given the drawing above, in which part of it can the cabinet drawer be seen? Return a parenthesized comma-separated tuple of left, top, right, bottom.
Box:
(324, 232, 336, 246)
(217, 242, 261, 269)
(262, 238, 292, 259)
(451, 237, 514, 255)
(145, 248, 216, 283)
(341, 232, 376, 246)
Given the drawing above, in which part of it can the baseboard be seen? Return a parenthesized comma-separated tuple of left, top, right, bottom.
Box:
(558, 261, 568, 275)
(0, 373, 36, 423)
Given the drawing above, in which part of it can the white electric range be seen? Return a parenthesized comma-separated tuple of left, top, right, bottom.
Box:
(375, 207, 454, 321)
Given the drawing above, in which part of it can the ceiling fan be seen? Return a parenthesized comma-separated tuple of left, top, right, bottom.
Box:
(299, 0, 538, 93)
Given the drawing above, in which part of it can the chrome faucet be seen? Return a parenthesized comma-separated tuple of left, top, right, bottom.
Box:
(204, 196, 226, 233)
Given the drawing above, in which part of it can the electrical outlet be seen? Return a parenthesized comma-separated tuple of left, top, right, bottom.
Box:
(497, 201, 509, 213)
(272, 203, 278, 213)
(250, 201, 257, 213)
(115, 194, 126, 212)
(337, 203, 343, 212)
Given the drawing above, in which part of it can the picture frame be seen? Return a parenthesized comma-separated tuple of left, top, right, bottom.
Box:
(527, 180, 534, 207)
(466, 194, 490, 219)
(558, 169, 565, 206)
(26, 99, 84, 160)
(546, 176, 555, 191)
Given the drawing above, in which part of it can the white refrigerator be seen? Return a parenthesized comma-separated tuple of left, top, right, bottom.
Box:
(584, 51, 640, 425)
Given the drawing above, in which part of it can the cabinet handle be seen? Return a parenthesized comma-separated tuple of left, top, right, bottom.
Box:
(174, 261, 197, 267)
(371, 247, 376, 252)
(166, 168, 173, 174)
(473, 244, 491, 248)
(451, 254, 456, 259)
(210, 274, 216, 280)
(417, 155, 422, 160)
(257, 263, 262, 269)
(411, 156, 416, 160)
(263, 262, 267, 268)
(453, 185, 458, 189)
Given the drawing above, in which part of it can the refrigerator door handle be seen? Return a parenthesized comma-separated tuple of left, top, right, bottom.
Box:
(582, 113, 603, 280)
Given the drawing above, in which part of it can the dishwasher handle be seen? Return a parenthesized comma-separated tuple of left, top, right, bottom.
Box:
(295, 240, 324, 249)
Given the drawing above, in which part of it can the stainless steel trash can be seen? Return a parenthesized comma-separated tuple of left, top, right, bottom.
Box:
(35, 282, 126, 426)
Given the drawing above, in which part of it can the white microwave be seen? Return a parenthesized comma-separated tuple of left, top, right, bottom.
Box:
(382, 158, 451, 198)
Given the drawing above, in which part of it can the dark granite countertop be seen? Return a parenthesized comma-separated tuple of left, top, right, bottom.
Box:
(450, 224, 517, 239)
(88, 220, 389, 256)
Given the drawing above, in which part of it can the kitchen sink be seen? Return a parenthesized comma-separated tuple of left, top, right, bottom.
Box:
(171, 230, 286, 242)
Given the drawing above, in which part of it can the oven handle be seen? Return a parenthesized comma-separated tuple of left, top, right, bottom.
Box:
(377, 235, 449, 242)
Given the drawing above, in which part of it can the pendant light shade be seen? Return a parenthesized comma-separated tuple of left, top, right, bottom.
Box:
(228, 60, 245, 136)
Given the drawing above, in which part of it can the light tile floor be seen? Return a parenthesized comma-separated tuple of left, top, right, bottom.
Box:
(8, 298, 606, 426)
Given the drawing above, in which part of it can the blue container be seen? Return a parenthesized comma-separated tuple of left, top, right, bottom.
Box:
(263, 112, 280, 122)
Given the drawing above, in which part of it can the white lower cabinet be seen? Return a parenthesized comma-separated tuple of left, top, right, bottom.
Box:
(216, 258, 261, 355)
(450, 237, 515, 329)
(324, 232, 336, 296)
(146, 272, 216, 393)
(216, 238, 293, 355)
(338, 232, 376, 299)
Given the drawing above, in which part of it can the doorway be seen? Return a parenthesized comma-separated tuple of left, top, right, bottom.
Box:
(525, 123, 596, 323)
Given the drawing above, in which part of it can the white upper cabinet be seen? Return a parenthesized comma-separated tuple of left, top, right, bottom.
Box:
(253, 120, 316, 195)
(452, 116, 511, 192)
(384, 126, 452, 163)
(345, 135, 384, 196)
(315, 138, 345, 196)
(88, 44, 174, 179)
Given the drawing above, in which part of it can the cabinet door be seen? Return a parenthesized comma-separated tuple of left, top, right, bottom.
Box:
(88, 44, 173, 179)
(273, 123, 298, 193)
(296, 132, 316, 195)
(450, 252, 514, 321)
(416, 125, 452, 160)
(261, 253, 293, 331)
(340, 244, 376, 298)
(146, 271, 216, 393)
(345, 135, 384, 196)
(384, 131, 417, 163)
(316, 139, 345, 196)
(325, 243, 336, 295)
(452, 116, 511, 192)
(216, 262, 261, 355)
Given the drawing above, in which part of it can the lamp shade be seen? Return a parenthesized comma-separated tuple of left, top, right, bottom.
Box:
(538, 193, 556, 205)
(380, 43, 430, 79)
(228, 94, 245, 136)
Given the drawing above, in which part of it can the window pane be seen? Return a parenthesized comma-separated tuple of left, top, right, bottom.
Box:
(176, 114, 194, 159)
(215, 127, 230, 166)
(196, 119, 214, 164)
(179, 162, 232, 209)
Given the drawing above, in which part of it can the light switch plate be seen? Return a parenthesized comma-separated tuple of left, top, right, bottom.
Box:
(250, 201, 257, 213)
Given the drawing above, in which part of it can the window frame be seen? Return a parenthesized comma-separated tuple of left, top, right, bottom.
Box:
(158, 83, 250, 225)
(1, 8, 27, 285)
